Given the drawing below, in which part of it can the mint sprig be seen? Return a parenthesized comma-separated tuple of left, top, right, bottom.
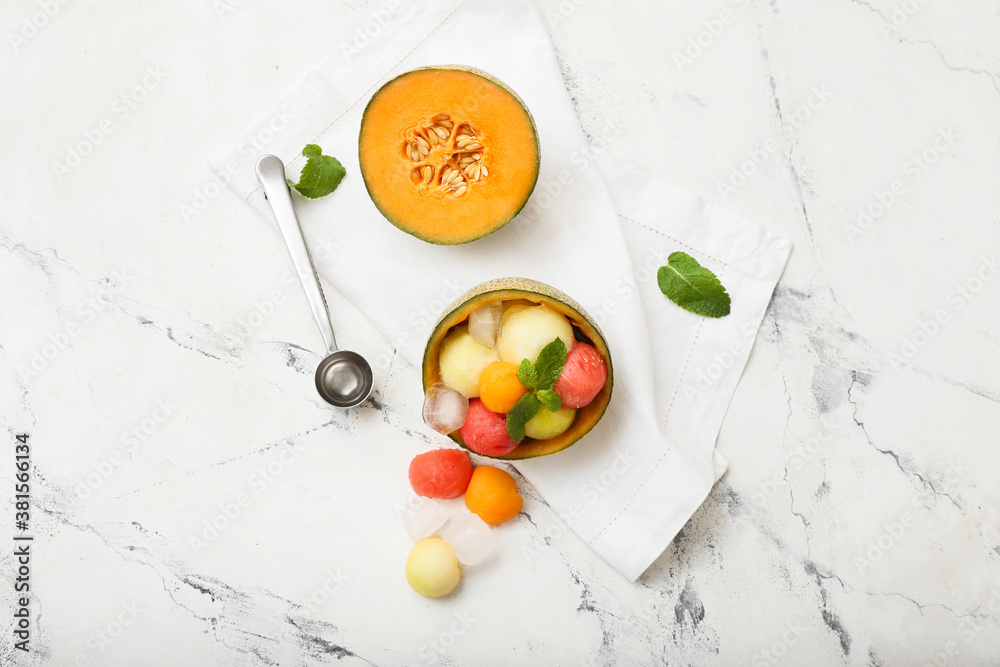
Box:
(516, 359, 538, 390)
(507, 393, 540, 444)
(536, 389, 562, 413)
(287, 144, 346, 199)
(657, 251, 731, 318)
(533, 338, 568, 389)
(506, 338, 567, 442)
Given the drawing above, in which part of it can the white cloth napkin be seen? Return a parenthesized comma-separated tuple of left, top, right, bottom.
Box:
(212, 0, 791, 581)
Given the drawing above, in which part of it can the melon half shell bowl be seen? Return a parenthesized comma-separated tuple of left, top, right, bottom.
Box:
(422, 278, 614, 460)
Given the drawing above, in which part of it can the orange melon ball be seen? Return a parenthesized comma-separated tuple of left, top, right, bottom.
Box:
(477, 361, 528, 414)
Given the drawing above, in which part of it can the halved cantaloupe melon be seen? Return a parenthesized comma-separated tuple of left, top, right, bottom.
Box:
(423, 278, 613, 460)
(358, 66, 540, 245)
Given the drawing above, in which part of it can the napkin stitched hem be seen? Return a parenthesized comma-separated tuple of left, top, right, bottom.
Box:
(590, 434, 716, 581)
(620, 215, 730, 267)
(587, 260, 729, 545)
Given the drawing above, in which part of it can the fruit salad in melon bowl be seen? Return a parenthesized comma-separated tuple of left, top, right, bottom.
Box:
(421, 278, 613, 460)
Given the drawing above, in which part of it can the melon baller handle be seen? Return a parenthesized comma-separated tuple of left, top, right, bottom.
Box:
(254, 154, 338, 354)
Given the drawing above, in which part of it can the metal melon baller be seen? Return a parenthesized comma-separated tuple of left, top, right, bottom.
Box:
(254, 154, 374, 408)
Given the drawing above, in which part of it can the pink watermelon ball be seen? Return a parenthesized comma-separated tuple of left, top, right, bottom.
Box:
(553, 342, 608, 409)
(459, 398, 520, 457)
(408, 449, 474, 499)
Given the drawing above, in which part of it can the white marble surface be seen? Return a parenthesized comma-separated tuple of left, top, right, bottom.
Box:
(2, 0, 999, 665)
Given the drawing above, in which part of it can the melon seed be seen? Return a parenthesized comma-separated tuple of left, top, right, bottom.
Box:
(402, 117, 488, 198)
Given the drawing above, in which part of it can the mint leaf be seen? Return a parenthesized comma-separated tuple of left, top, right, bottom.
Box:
(287, 144, 346, 199)
(516, 358, 538, 391)
(536, 389, 562, 413)
(534, 338, 567, 390)
(507, 337, 569, 442)
(657, 251, 731, 318)
(506, 393, 540, 443)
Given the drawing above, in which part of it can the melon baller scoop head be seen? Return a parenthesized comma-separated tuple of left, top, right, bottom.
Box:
(254, 154, 374, 408)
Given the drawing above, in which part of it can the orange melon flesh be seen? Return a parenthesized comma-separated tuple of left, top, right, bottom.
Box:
(423, 278, 613, 460)
(359, 67, 540, 245)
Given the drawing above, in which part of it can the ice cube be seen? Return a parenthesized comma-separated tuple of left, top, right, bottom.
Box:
(399, 496, 449, 542)
(422, 384, 469, 435)
(442, 511, 496, 565)
(468, 301, 502, 348)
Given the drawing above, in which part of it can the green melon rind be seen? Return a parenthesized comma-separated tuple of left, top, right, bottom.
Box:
(422, 277, 614, 460)
(358, 65, 541, 246)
